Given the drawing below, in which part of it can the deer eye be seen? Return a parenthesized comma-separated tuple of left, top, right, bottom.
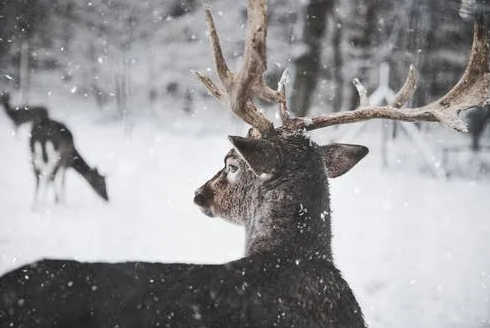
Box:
(227, 163, 239, 174)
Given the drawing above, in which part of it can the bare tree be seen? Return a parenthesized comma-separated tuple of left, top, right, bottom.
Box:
(289, 0, 333, 117)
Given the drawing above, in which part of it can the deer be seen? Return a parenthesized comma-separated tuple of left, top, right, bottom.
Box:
(30, 116, 109, 206)
(0, 92, 49, 132)
(1, 1, 489, 327)
(0, 91, 107, 204)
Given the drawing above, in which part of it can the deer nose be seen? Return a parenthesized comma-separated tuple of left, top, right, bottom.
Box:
(193, 189, 207, 206)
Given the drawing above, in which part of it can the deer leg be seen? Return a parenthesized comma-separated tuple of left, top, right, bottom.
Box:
(52, 165, 67, 204)
(31, 164, 49, 209)
(30, 142, 44, 210)
(60, 167, 67, 203)
(41, 141, 60, 203)
(31, 166, 41, 211)
(11, 124, 20, 139)
(50, 163, 62, 203)
(40, 172, 50, 204)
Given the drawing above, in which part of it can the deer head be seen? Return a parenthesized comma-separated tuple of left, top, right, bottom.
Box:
(193, 0, 490, 258)
(86, 167, 109, 202)
(194, 132, 367, 258)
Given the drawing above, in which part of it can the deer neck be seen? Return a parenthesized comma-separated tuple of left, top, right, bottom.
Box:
(244, 176, 333, 262)
(71, 150, 92, 178)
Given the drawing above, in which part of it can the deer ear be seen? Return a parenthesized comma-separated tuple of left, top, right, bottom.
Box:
(228, 136, 280, 179)
(319, 143, 369, 178)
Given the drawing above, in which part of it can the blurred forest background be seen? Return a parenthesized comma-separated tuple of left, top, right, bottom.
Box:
(1, 3, 489, 327)
(0, 0, 489, 176)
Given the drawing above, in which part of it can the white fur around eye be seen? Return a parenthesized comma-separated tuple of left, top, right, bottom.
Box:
(226, 159, 240, 183)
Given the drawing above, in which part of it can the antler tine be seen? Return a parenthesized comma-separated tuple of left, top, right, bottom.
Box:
(277, 68, 291, 124)
(191, 70, 223, 101)
(193, 0, 278, 135)
(204, 6, 232, 85)
(247, 68, 291, 139)
(191, 6, 228, 102)
(418, 12, 490, 131)
(284, 14, 490, 134)
(352, 78, 370, 107)
(238, 1, 286, 103)
(389, 65, 417, 109)
(238, 0, 267, 90)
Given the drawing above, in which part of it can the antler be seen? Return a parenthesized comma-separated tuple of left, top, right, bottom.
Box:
(282, 13, 490, 133)
(194, 1, 490, 136)
(192, 0, 285, 136)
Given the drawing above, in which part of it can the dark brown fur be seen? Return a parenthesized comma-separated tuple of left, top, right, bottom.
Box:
(0, 131, 367, 327)
(30, 117, 109, 204)
(0, 92, 48, 129)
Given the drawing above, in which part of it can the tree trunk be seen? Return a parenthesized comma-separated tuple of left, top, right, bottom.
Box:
(332, 14, 344, 112)
(19, 41, 30, 103)
(346, 0, 380, 111)
(289, 0, 333, 117)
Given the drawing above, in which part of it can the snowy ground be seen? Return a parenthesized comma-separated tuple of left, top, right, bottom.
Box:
(0, 93, 489, 328)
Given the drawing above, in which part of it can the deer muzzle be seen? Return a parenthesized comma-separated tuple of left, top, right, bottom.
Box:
(193, 187, 214, 217)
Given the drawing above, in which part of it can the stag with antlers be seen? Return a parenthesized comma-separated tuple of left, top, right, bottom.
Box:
(0, 1, 489, 327)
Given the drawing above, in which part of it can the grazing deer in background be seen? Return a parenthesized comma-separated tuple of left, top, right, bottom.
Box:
(1, 1, 489, 327)
(0, 92, 107, 203)
(0, 92, 49, 132)
(30, 116, 109, 206)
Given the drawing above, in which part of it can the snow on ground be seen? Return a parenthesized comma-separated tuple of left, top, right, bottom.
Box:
(0, 94, 489, 328)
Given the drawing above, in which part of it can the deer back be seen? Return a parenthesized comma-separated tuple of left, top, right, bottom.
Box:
(0, 253, 365, 328)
